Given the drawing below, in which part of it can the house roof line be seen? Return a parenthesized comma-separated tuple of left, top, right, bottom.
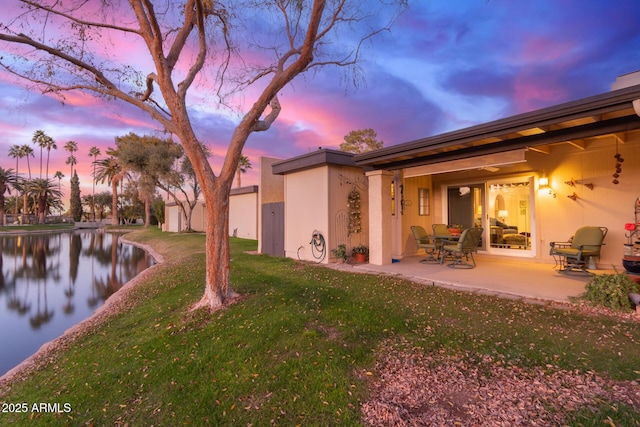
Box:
(380, 115, 640, 170)
(354, 84, 640, 168)
(272, 148, 356, 175)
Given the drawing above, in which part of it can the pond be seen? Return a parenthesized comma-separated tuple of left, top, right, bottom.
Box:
(0, 231, 155, 376)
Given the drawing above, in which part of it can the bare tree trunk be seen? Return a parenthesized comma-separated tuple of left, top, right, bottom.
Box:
(193, 180, 238, 310)
(22, 194, 27, 224)
(145, 195, 151, 228)
(111, 180, 118, 226)
(186, 201, 196, 232)
(0, 203, 5, 227)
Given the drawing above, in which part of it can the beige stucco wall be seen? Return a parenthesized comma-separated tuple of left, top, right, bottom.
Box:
(229, 191, 258, 239)
(327, 165, 369, 257)
(367, 170, 393, 265)
(402, 175, 434, 255)
(282, 163, 369, 263)
(283, 166, 329, 262)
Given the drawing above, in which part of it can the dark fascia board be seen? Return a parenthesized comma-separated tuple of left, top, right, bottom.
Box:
(230, 185, 259, 196)
(272, 148, 357, 175)
(355, 84, 640, 167)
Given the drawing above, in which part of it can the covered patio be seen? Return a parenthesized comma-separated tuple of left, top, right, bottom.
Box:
(329, 255, 616, 304)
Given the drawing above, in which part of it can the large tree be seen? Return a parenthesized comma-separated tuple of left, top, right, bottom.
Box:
(95, 154, 128, 226)
(69, 171, 83, 222)
(26, 178, 63, 224)
(0, 0, 406, 311)
(114, 133, 183, 227)
(339, 128, 384, 154)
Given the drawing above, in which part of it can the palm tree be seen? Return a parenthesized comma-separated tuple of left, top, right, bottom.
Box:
(53, 171, 65, 215)
(32, 130, 53, 179)
(0, 167, 18, 226)
(26, 178, 63, 224)
(64, 140, 78, 178)
(44, 137, 57, 180)
(95, 155, 126, 226)
(236, 154, 252, 188)
(89, 146, 101, 221)
(19, 144, 34, 223)
(20, 144, 34, 179)
(8, 145, 22, 216)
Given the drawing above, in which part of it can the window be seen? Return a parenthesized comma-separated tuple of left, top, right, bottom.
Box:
(418, 188, 429, 216)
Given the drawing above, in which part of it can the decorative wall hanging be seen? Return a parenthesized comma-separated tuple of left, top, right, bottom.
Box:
(347, 188, 362, 236)
(613, 139, 624, 185)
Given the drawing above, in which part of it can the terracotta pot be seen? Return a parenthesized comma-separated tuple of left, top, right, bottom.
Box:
(448, 228, 461, 236)
(354, 253, 367, 263)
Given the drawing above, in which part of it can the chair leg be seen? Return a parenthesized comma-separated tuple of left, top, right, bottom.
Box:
(447, 251, 475, 269)
(419, 249, 439, 264)
(557, 257, 594, 275)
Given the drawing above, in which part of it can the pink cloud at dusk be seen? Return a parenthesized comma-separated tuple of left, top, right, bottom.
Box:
(0, 0, 639, 210)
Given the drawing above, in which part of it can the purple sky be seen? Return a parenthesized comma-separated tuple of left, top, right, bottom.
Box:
(1, 0, 639, 199)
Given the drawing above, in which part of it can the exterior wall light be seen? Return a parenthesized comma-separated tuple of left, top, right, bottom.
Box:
(539, 170, 556, 198)
(539, 170, 549, 188)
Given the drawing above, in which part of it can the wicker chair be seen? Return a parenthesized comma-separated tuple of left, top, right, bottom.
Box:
(411, 225, 439, 264)
(549, 226, 607, 274)
(440, 227, 483, 268)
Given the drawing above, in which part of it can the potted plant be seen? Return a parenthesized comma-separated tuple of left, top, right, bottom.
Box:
(623, 222, 640, 275)
(331, 244, 348, 263)
(351, 244, 369, 263)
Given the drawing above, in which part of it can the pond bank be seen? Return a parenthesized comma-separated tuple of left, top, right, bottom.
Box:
(0, 233, 163, 388)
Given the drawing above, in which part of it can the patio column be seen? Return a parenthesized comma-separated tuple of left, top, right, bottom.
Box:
(366, 170, 393, 265)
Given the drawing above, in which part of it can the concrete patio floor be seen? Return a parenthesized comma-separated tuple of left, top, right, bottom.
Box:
(329, 254, 617, 304)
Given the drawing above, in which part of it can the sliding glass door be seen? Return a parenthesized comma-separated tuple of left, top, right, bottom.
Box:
(445, 177, 534, 256)
(487, 177, 533, 254)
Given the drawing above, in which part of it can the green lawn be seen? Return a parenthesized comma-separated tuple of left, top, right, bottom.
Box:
(1, 228, 639, 426)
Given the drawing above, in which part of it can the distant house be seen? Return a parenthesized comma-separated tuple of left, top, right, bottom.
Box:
(164, 185, 259, 239)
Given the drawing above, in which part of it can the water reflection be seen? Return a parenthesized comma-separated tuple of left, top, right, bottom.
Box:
(0, 231, 154, 375)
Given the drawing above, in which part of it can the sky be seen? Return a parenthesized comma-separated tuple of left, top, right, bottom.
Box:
(1, 0, 639, 202)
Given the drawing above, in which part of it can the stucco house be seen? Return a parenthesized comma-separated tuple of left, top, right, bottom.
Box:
(164, 185, 259, 239)
(353, 72, 640, 269)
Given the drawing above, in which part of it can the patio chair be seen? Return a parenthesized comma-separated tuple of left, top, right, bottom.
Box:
(432, 223, 451, 247)
(440, 227, 483, 268)
(549, 226, 608, 274)
(410, 225, 439, 263)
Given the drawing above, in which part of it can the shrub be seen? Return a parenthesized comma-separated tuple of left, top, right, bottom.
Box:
(580, 273, 640, 312)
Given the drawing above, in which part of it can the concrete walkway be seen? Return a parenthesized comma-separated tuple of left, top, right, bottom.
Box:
(328, 254, 614, 304)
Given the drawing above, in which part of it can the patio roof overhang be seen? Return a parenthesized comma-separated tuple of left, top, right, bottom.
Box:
(354, 84, 640, 171)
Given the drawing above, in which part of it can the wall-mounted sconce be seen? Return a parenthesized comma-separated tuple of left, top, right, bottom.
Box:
(539, 170, 549, 188)
(564, 178, 577, 187)
(567, 192, 579, 201)
(539, 170, 556, 198)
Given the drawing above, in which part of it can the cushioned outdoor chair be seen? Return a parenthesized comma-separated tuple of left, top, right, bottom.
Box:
(440, 227, 483, 268)
(411, 225, 439, 264)
(549, 226, 608, 274)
